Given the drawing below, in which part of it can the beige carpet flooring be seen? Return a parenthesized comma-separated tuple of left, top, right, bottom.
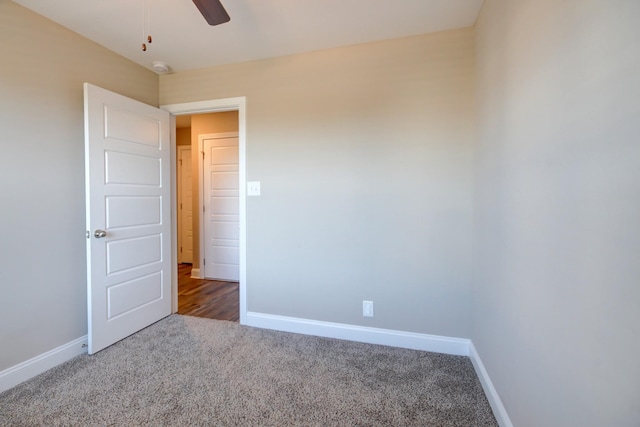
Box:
(0, 315, 497, 426)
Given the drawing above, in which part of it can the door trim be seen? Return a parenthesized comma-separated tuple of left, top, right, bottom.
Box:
(198, 132, 239, 281)
(161, 97, 247, 325)
(177, 145, 192, 264)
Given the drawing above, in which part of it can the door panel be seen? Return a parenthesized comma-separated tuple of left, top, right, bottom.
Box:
(210, 196, 239, 214)
(211, 221, 240, 240)
(84, 83, 171, 354)
(104, 106, 161, 147)
(211, 246, 240, 264)
(211, 171, 238, 189)
(107, 272, 163, 319)
(178, 146, 193, 264)
(203, 136, 239, 281)
(106, 235, 163, 274)
(106, 196, 161, 229)
(105, 151, 161, 185)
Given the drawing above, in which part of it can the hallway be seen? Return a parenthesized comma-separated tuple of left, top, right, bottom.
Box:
(177, 264, 239, 321)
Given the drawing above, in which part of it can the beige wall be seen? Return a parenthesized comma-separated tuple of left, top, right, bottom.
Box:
(161, 29, 476, 337)
(176, 127, 191, 146)
(0, 1, 159, 371)
(189, 112, 239, 269)
(473, 0, 640, 425)
(4, 2, 639, 422)
(191, 112, 239, 136)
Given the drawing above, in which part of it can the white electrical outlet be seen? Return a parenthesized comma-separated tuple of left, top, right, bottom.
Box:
(363, 300, 374, 317)
(247, 181, 261, 196)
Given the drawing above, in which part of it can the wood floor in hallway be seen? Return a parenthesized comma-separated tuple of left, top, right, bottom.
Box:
(177, 263, 239, 322)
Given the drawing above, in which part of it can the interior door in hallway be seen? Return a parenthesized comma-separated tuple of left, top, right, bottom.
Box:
(84, 83, 172, 354)
(178, 146, 193, 264)
(203, 135, 239, 281)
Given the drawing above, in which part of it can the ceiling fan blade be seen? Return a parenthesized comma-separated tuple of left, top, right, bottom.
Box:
(192, 0, 230, 26)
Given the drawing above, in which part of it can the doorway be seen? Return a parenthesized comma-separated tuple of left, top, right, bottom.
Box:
(163, 97, 247, 324)
(175, 114, 240, 321)
(175, 113, 240, 321)
(176, 264, 239, 321)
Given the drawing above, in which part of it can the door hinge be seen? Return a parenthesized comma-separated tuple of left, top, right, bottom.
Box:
(86, 230, 90, 239)
(201, 151, 205, 159)
(180, 247, 183, 253)
(180, 202, 182, 210)
(203, 258, 206, 265)
(179, 159, 182, 166)
(203, 205, 205, 213)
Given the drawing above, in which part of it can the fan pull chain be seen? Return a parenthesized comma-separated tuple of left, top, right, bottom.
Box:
(142, 0, 153, 51)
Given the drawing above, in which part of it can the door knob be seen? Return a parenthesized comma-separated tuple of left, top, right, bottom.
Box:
(94, 229, 107, 238)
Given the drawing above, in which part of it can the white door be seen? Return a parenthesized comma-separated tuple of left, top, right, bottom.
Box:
(203, 136, 239, 281)
(178, 146, 193, 264)
(84, 83, 171, 354)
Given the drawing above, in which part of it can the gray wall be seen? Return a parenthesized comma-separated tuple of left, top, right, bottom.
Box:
(473, 0, 640, 425)
(161, 29, 476, 338)
(0, 1, 159, 371)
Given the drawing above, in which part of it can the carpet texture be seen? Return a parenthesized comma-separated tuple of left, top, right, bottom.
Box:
(0, 315, 497, 426)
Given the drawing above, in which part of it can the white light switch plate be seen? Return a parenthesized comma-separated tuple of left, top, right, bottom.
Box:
(247, 181, 261, 196)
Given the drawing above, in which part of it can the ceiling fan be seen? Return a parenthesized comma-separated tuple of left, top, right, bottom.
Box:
(141, 0, 229, 53)
(192, 0, 231, 26)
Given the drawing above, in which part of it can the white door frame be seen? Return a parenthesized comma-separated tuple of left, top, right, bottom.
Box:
(177, 145, 192, 264)
(161, 97, 247, 325)
(199, 132, 239, 281)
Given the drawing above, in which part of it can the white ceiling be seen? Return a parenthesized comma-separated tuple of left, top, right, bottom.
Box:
(13, 0, 484, 74)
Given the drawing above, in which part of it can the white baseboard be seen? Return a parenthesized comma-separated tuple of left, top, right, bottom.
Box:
(468, 342, 513, 427)
(246, 312, 511, 424)
(245, 312, 470, 356)
(0, 319, 511, 427)
(190, 268, 201, 279)
(0, 336, 88, 394)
